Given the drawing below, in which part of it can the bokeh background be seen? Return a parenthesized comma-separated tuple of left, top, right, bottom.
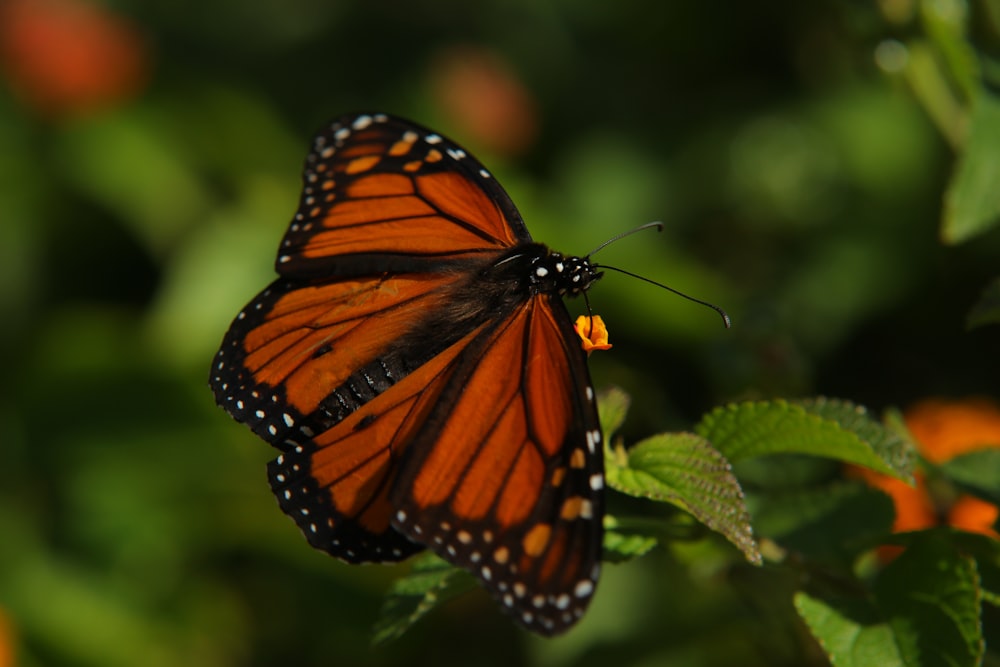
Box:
(1, 0, 998, 665)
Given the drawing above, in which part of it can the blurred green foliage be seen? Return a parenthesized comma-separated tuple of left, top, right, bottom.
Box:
(1, 0, 999, 665)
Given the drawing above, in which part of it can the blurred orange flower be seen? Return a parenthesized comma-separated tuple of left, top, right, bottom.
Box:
(0, 0, 149, 117)
(904, 397, 1000, 464)
(851, 397, 1000, 549)
(574, 315, 612, 354)
(430, 46, 539, 157)
(0, 607, 13, 667)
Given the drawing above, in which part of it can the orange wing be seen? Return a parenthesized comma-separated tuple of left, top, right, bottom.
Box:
(210, 113, 540, 562)
(210, 113, 607, 633)
(390, 294, 604, 636)
(211, 272, 476, 562)
(266, 304, 485, 563)
(276, 113, 531, 280)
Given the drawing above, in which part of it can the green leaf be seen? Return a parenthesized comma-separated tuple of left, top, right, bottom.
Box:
(731, 454, 840, 489)
(902, 40, 967, 149)
(919, 0, 978, 101)
(602, 516, 659, 564)
(943, 89, 1000, 243)
(597, 386, 630, 440)
(696, 399, 912, 480)
(794, 591, 905, 667)
(795, 533, 985, 667)
(966, 276, 1000, 329)
(750, 482, 895, 565)
(606, 432, 760, 564)
(797, 398, 914, 477)
(371, 553, 476, 645)
(950, 531, 1000, 608)
(874, 532, 984, 666)
(940, 449, 1000, 505)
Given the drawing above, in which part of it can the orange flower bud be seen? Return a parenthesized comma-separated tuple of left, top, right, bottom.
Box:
(574, 315, 612, 354)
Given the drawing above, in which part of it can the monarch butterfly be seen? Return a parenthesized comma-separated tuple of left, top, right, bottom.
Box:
(210, 112, 613, 635)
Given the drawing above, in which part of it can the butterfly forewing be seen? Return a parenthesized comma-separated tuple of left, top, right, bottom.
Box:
(278, 113, 531, 279)
(212, 273, 464, 446)
(210, 112, 606, 634)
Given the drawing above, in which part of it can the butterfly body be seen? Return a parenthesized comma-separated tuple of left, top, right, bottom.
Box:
(211, 113, 605, 634)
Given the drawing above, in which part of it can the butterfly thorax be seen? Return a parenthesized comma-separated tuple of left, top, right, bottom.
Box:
(487, 244, 602, 299)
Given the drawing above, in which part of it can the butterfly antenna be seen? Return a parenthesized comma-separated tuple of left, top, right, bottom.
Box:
(584, 222, 730, 328)
(581, 291, 597, 334)
(585, 221, 664, 258)
(596, 264, 732, 328)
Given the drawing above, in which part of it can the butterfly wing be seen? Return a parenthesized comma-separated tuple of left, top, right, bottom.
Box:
(212, 273, 475, 562)
(211, 113, 534, 562)
(277, 112, 531, 280)
(210, 113, 605, 632)
(391, 294, 604, 635)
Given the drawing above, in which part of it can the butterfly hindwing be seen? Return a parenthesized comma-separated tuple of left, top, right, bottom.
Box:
(390, 294, 604, 635)
(266, 319, 485, 564)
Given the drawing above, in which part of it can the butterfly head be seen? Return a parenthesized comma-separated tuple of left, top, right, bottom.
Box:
(529, 251, 602, 297)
